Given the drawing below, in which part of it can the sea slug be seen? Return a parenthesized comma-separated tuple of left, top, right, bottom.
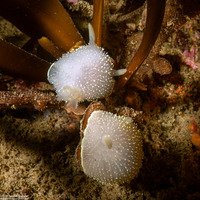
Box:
(80, 110, 143, 184)
(47, 24, 126, 108)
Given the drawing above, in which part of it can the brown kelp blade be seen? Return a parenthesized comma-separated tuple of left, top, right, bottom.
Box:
(92, 0, 104, 46)
(38, 37, 64, 58)
(0, 39, 50, 81)
(116, 0, 166, 90)
(0, 0, 85, 52)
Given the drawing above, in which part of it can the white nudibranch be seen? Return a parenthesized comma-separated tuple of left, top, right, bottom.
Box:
(81, 110, 143, 184)
(47, 24, 126, 108)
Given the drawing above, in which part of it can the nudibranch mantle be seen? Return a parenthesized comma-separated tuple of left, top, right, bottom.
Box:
(81, 110, 143, 184)
(47, 24, 126, 108)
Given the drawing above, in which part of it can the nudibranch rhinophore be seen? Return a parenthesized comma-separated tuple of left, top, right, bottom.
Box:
(80, 110, 143, 184)
(47, 24, 126, 108)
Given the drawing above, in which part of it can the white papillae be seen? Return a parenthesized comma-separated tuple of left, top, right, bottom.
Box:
(47, 24, 126, 108)
(81, 110, 143, 184)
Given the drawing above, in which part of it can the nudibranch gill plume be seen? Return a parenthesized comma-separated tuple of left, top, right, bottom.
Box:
(47, 24, 126, 108)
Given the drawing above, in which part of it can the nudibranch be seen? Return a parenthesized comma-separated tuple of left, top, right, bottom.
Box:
(47, 24, 126, 108)
(79, 109, 143, 184)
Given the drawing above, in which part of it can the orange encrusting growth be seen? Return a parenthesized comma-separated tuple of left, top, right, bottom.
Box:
(92, 0, 104, 47)
(115, 0, 166, 90)
(189, 119, 200, 148)
(0, 0, 85, 53)
(191, 133, 200, 148)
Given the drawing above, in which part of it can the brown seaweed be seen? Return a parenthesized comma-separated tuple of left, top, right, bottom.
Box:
(116, 0, 166, 89)
(92, 0, 104, 46)
(0, 39, 50, 81)
(0, 0, 85, 52)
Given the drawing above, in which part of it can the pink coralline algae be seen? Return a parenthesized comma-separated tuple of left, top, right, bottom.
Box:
(66, 0, 78, 4)
(181, 17, 200, 70)
(183, 48, 199, 70)
(169, 16, 200, 70)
